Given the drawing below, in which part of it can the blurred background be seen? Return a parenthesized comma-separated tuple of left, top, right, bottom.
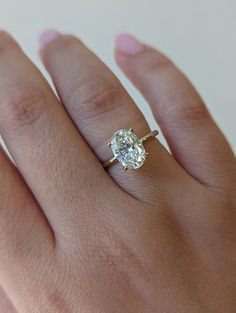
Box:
(0, 0, 235, 149)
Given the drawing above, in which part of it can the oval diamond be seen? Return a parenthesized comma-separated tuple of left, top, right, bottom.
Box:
(110, 129, 146, 170)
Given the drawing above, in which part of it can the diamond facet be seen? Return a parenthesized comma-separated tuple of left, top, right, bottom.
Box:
(110, 129, 146, 170)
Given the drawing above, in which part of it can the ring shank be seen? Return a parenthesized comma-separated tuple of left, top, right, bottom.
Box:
(140, 130, 159, 144)
(103, 155, 117, 168)
(103, 130, 159, 169)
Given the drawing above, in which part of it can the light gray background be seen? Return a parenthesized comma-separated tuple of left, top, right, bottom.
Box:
(0, 0, 235, 150)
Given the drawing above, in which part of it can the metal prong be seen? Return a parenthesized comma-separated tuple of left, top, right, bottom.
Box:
(145, 152, 149, 157)
(128, 128, 133, 133)
(123, 166, 128, 171)
(107, 141, 111, 147)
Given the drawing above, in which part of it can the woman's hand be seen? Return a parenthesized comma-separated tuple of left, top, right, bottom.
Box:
(0, 30, 235, 313)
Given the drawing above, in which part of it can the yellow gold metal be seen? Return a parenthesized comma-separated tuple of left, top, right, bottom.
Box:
(103, 129, 159, 169)
(140, 130, 159, 144)
(103, 155, 117, 168)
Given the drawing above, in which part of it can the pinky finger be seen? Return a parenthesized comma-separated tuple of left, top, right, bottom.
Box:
(115, 34, 236, 194)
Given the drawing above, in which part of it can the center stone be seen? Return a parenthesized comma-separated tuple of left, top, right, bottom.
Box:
(110, 129, 146, 170)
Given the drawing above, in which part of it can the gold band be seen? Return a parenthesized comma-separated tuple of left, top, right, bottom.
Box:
(103, 156, 117, 168)
(103, 130, 158, 168)
(139, 130, 159, 144)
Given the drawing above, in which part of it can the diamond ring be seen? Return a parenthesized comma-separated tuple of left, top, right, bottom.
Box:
(103, 129, 159, 170)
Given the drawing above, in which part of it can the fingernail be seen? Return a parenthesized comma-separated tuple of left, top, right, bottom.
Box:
(115, 34, 143, 55)
(39, 29, 61, 48)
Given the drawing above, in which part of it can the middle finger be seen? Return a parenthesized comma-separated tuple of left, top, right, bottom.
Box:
(0, 32, 108, 235)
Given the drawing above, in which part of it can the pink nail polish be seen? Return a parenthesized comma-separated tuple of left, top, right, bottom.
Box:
(39, 29, 61, 48)
(115, 34, 143, 55)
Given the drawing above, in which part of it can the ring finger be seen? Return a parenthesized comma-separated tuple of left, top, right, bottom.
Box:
(40, 31, 185, 198)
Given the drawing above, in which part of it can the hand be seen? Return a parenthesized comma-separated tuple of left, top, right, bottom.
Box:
(0, 30, 235, 313)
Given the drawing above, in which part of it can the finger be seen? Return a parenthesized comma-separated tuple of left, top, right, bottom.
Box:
(0, 31, 108, 235)
(39, 31, 185, 199)
(0, 145, 54, 306)
(115, 34, 236, 194)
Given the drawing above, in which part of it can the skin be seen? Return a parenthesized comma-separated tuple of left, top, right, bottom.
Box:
(0, 30, 235, 313)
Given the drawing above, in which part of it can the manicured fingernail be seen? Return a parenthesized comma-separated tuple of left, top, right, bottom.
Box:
(39, 29, 61, 48)
(115, 34, 143, 55)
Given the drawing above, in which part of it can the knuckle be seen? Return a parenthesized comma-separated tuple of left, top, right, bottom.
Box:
(68, 79, 122, 121)
(162, 99, 209, 124)
(141, 50, 173, 76)
(139, 50, 210, 124)
(1, 87, 48, 132)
